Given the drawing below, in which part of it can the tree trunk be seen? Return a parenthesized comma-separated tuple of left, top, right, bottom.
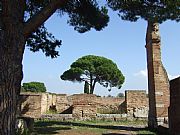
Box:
(0, 1, 25, 134)
(84, 81, 89, 94)
(89, 74, 93, 94)
(89, 76, 96, 94)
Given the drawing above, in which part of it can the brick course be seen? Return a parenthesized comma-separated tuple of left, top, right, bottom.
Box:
(146, 22, 169, 128)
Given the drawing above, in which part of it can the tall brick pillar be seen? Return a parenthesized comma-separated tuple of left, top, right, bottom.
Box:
(169, 77, 180, 134)
(145, 22, 170, 128)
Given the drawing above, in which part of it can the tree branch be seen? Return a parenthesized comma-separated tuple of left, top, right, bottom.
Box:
(24, 0, 68, 38)
(81, 77, 90, 82)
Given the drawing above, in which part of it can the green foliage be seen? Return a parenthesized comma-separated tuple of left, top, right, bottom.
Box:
(22, 82, 47, 92)
(61, 55, 125, 94)
(117, 92, 124, 97)
(84, 81, 90, 94)
(107, 0, 180, 23)
(61, 0, 109, 33)
(25, 1, 109, 58)
(26, 25, 62, 58)
(25, 1, 62, 58)
(33, 120, 155, 135)
(136, 130, 157, 135)
(107, 94, 113, 97)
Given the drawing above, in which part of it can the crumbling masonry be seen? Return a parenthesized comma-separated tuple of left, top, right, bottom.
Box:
(146, 22, 170, 128)
(20, 90, 148, 120)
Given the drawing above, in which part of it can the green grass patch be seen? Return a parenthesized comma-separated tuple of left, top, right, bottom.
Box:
(136, 130, 157, 135)
(33, 120, 157, 135)
(75, 119, 148, 126)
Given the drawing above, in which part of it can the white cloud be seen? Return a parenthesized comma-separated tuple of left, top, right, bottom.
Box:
(134, 69, 147, 78)
(134, 70, 180, 80)
(168, 74, 179, 80)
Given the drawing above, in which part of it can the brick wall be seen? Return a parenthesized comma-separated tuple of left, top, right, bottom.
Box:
(169, 77, 180, 135)
(96, 96, 125, 114)
(56, 94, 72, 113)
(20, 91, 149, 119)
(20, 93, 42, 118)
(125, 90, 148, 118)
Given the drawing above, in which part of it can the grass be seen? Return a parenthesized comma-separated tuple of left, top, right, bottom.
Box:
(76, 119, 148, 126)
(136, 130, 157, 135)
(33, 120, 158, 135)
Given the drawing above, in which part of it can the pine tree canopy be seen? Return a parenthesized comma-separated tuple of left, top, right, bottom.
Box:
(25, 0, 109, 58)
(60, 55, 125, 94)
(107, 0, 180, 23)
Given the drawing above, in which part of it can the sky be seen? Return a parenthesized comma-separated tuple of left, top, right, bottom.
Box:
(22, 9, 180, 96)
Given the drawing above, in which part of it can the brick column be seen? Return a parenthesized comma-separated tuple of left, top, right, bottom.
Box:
(169, 77, 180, 134)
(145, 22, 170, 128)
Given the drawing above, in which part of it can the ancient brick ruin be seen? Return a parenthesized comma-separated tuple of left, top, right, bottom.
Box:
(20, 90, 148, 120)
(169, 77, 180, 134)
(145, 22, 169, 128)
(125, 90, 148, 118)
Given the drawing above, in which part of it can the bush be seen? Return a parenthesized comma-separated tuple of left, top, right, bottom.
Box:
(22, 82, 47, 92)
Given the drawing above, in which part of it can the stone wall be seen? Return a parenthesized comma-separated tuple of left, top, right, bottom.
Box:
(125, 90, 148, 118)
(20, 90, 148, 119)
(96, 96, 125, 114)
(20, 93, 42, 118)
(169, 77, 180, 135)
(73, 104, 97, 120)
(21, 92, 59, 118)
(56, 94, 71, 113)
(40, 93, 48, 114)
(71, 94, 97, 119)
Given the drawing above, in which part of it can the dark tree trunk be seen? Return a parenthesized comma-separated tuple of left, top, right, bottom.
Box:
(0, 1, 25, 134)
(89, 75, 96, 94)
(84, 81, 89, 94)
(0, 0, 67, 134)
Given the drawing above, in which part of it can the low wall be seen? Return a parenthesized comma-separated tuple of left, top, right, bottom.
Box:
(125, 90, 148, 118)
(20, 90, 148, 120)
(56, 94, 72, 113)
(20, 93, 42, 118)
(41, 114, 73, 121)
(96, 97, 125, 114)
(96, 113, 127, 121)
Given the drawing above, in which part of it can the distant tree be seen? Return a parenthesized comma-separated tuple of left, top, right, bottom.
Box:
(61, 55, 125, 94)
(107, 94, 113, 97)
(22, 82, 47, 92)
(84, 81, 90, 94)
(117, 92, 124, 97)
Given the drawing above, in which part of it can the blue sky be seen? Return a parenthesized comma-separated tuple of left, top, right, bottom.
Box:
(22, 10, 180, 96)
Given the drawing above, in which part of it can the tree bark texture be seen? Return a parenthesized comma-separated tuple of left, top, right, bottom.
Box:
(0, 0, 68, 134)
(0, 1, 25, 134)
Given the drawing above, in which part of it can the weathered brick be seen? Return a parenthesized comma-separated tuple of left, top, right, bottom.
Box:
(146, 23, 169, 128)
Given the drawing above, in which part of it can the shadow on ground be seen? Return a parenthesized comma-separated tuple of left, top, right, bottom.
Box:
(35, 126, 71, 134)
(34, 121, 153, 135)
